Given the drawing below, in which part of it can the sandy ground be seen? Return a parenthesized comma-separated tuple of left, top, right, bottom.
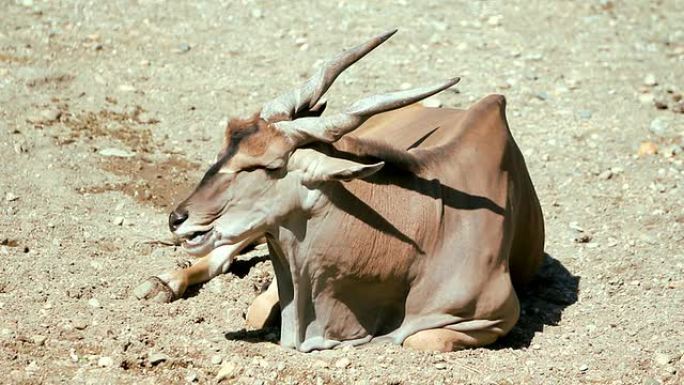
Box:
(1, 0, 683, 384)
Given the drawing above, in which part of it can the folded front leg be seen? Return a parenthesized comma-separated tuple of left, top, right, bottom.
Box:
(133, 243, 244, 302)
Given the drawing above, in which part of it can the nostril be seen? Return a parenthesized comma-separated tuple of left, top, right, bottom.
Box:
(169, 209, 189, 232)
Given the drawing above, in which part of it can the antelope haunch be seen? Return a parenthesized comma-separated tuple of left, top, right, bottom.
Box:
(134, 30, 545, 352)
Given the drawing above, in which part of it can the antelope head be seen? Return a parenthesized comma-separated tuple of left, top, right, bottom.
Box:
(168, 30, 459, 256)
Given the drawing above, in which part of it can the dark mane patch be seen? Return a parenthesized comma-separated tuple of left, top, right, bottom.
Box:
(198, 115, 262, 186)
(224, 114, 261, 148)
(218, 113, 274, 161)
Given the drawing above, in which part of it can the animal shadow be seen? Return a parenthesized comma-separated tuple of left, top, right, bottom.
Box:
(493, 252, 580, 349)
(224, 327, 280, 344)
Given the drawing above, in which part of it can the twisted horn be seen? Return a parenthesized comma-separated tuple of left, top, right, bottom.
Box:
(260, 29, 398, 121)
(275, 78, 460, 145)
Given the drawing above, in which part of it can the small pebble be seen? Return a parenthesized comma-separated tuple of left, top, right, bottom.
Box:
(654, 99, 668, 109)
(637, 141, 658, 156)
(25, 361, 39, 372)
(578, 109, 593, 119)
(598, 169, 613, 180)
(99, 148, 135, 158)
(313, 360, 329, 369)
(672, 101, 684, 113)
(215, 360, 236, 382)
(643, 73, 657, 87)
(661, 144, 682, 157)
(497, 81, 512, 90)
(649, 118, 667, 135)
(1, 328, 15, 340)
(177, 43, 191, 53)
(251, 8, 263, 19)
(88, 298, 101, 308)
(73, 320, 88, 330)
(32, 335, 47, 346)
(113, 217, 125, 226)
(334, 357, 351, 369)
(639, 93, 655, 104)
(148, 352, 169, 365)
(579, 364, 589, 372)
(654, 353, 671, 366)
(5, 192, 18, 202)
(211, 355, 223, 365)
(486, 15, 503, 26)
(565, 78, 580, 89)
(434, 362, 447, 370)
(525, 52, 543, 61)
(41, 109, 61, 122)
(14, 141, 27, 154)
(431, 21, 448, 32)
(534, 91, 549, 101)
(568, 222, 585, 232)
(97, 356, 114, 367)
(185, 370, 199, 382)
(118, 84, 136, 92)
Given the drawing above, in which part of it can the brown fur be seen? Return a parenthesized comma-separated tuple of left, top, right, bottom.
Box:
(221, 113, 293, 169)
(224, 113, 266, 156)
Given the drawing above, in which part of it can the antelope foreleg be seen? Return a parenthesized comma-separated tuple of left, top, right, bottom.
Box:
(134, 246, 235, 302)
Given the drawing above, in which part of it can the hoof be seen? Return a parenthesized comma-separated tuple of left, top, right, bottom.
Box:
(133, 277, 176, 303)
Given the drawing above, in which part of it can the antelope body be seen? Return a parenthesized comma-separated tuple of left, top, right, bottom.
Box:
(134, 30, 544, 352)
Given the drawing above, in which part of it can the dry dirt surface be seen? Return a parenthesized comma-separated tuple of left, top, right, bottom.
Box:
(1, 0, 683, 384)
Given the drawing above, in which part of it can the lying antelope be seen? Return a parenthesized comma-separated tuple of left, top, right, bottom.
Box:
(134, 30, 545, 352)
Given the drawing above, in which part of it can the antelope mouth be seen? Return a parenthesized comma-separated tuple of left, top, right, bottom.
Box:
(181, 228, 216, 254)
(185, 229, 211, 245)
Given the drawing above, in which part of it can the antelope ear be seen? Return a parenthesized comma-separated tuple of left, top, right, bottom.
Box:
(291, 149, 384, 184)
(317, 159, 384, 182)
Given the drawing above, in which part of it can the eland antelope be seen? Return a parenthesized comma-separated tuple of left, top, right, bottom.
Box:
(134, 30, 545, 352)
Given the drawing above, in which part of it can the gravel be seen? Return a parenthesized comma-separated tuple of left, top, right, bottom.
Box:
(1, 1, 683, 384)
